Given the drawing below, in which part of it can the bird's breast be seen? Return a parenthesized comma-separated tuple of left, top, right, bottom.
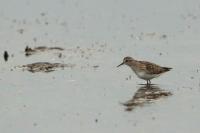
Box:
(134, 71, 161, 80)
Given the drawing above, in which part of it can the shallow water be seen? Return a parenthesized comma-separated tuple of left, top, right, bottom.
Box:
(0, 0, 200, 133)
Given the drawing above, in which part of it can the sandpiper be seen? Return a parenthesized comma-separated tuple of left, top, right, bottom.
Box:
(117, 57, 172, 85)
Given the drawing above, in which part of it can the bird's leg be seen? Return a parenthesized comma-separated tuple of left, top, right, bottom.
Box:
(146, 80, 151, 87)
(146, 80, 149, 86)
(149, 80, 151, 85)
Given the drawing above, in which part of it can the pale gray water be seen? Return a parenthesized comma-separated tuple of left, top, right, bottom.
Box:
(0, 0, 200, 133)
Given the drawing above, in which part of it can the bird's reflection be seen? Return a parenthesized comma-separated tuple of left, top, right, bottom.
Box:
(122, 85, 172, 111)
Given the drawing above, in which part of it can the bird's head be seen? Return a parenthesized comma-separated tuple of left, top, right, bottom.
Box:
(117, 56, 134, 67)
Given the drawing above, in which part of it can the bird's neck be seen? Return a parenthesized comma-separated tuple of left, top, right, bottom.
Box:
(127, 60, 140, 71)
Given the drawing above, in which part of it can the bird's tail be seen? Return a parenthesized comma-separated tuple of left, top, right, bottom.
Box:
(162, 67, 172, 72)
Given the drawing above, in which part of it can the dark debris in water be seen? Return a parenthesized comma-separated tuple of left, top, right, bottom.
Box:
(17, 28, 24, 34)
(25, 46, 64, 56)
(22, 62, 75, 73)
(93, 65, 99, 68)
(95, 119, 98, 123)
(122, 85, 172, 111)
(3, 51, 9, 62)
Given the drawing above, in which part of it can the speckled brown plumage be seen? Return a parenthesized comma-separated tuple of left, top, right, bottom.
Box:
(137, 61, 171, 74)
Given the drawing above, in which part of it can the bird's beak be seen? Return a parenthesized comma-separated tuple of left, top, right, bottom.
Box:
(117, 62, 124, 67)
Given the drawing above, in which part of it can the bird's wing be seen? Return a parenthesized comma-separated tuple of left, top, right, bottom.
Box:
(138, 61, 169, 74)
